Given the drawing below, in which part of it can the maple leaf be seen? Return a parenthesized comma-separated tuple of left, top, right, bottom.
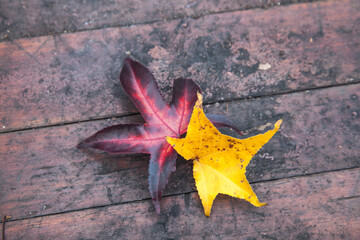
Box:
(167, 93, 282, 216)
(78, 58, 241, 213)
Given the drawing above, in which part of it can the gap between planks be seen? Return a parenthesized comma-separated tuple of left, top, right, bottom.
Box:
(0, 0, 324, 42)
(1, 81, 358, 135)
(2, 166, 359, 224)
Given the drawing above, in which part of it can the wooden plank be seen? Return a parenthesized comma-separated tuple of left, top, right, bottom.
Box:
(0, 84, 359, 220)
(1, 0, 359, 132)
(4, 168, 360, 239)
(0, 0, 316, 41)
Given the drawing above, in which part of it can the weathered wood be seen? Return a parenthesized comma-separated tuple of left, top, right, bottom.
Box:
(4, 168, 360, 239)
(1, 84, 359, 220)
(1, 0, 359, 132)
(0, 0, 316, 41)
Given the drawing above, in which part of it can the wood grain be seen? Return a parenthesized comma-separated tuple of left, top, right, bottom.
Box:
(1, 0, 359, 132)
(0, 0, 316, 41)
(1, 84, 359, 220)
(4, 168, 360, 239)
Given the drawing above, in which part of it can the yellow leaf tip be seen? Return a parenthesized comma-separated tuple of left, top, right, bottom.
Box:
(204, 209, 211, 217)
(195, 92, 203, 108)
(275, 119, 283, 129)
(258, 202, 268, 207)
(165, 136, 175, 146)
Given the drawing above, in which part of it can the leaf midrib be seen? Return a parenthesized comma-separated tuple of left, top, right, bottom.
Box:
(131, 70, 177, 135)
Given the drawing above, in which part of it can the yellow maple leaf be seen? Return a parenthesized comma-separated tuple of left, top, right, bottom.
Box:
(166, 93, 282, 216)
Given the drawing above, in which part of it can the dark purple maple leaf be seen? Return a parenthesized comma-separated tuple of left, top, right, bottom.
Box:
(78, 58, 241, 213)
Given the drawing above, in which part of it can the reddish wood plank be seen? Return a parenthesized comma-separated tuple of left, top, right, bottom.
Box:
(1, 0, 359, 132)
(0, 0, 315, 41)
(0, 84, 359, 220)
(4, 168, 360, 239)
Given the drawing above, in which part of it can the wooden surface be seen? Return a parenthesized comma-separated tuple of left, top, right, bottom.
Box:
(1, 84, 359, 221)
(5, 169, 360, 239)
(1, 0, 359, 132)
(1, 0, 359, 239)
(0, 0, 316, 41)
